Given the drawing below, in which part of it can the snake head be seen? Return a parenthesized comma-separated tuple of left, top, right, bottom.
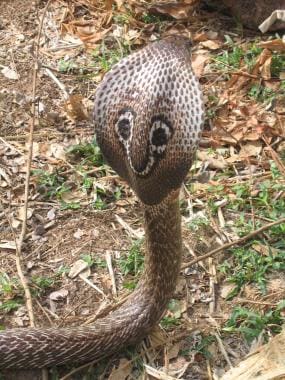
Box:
(94, 36, 204, 205)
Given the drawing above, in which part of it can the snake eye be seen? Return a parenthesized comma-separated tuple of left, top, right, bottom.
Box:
(150, 115, 173, 155)
(116, 108, 136, 142)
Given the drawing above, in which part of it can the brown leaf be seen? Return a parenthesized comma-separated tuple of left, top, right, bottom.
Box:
(108, 358, 132, 380)
(149, 1, 199, 20)
(259, 38, 285, 52)
(191, 53, 209, 77)
(201, 40, 222, 50)
(64, 94, 89, 121)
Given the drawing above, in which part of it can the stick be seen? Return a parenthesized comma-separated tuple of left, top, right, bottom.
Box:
(181, 217, 285, 269)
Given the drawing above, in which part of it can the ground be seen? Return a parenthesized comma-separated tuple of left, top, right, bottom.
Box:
(0, 1, 285, 379)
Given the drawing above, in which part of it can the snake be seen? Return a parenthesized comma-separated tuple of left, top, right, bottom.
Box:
(0, 36, 204, 370)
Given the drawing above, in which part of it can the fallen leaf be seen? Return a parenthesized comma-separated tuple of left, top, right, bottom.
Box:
(1, 66, 19, 80)
(49, 288, 69, 301)
(191, 53, 209, 77)
(69, 259, 89, 278)
(108, 358, 132, 380)
(239, 141, 262, 158)
(201, 40, 222, 50)
(149, 1, 199, 20)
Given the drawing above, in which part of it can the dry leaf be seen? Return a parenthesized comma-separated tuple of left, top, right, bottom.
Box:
(201, 40, 222, 50)
(69, 259, 89, 278)
(64, 94, 89, 121)
(108, 358, 132, 380)
(239, 141, 262, 158)
(191, 53, 209, 77)
(49, 288, 68, 301)
(259, 38, 285, 52)
(149, 1, 199, 20)
(1, 66, 19, 80)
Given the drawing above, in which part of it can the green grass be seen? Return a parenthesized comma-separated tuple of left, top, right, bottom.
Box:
(0, 273, 23, 314)
(160, 316, 181, 329)
(119, 240, 144, 290)
(67, 139, 104, 167)
(220, 244, 285, 298)
(224, 302, 285, 343)
(92, 41, 131, 72)
(119, 240, 144, 276)
(32, 169, 69, 200)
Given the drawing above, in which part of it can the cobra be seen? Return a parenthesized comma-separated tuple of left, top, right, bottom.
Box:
(0, 36, 204, 369)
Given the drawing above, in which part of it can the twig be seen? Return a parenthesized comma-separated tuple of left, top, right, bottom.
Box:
(106, 251, 117, 297)
(79, 274, 105, 297)
(214, 332, 233, 368)
(44, 67, 69, 100)
(181, 217, 285, 269)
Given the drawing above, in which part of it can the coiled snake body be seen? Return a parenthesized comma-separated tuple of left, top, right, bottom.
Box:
(0, 36, 204, 369)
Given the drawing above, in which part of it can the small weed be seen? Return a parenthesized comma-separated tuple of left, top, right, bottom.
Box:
(94, 258, 107, 269)
(181, 334, 215, 359)
(0, 299, 23, 313)
(141, 13, 164, 24)
(224, 303, 285, 343)
(271, 53, 285, 77)
(113, 13, 130, 25)
(32, 276, 54, 295)
(0, 273, 22, 313)
(187, 215, 209, 232)
(32, 169, 69, 200)
(119, 240, 144, 276)
(122, 281, 137, 291)
(192, 335, 216, 359)
(214, 46, 244, 70)
(248, 84, 276, 104)
(56, 265, 70, 276)
(160, 316, 181, 329)
(80, 254, 95, 268)
(220, 244, 285, 298)
(67, 139, 104, 167)
(58, 58, 77, 73)
(0, 273, 19, 295)
(92, 41, 130, 72)
(60, 201, 81, 210)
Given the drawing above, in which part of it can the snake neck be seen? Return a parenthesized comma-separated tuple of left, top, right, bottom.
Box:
(140, 192, 182, 307)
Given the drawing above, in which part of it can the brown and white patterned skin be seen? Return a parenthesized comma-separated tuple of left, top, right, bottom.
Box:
(0, 36, 204, 369)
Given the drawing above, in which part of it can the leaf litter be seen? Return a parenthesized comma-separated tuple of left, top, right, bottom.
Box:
(0, 0, 284, 379)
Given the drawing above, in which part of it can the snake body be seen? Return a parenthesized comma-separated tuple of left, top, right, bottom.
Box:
(0, 36, 204, 369)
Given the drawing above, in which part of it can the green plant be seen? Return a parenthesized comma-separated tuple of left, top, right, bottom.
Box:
(271, 53, 285, 77)
(119, 240, 144, 276)
(92, 41, 130, 72)
(67, 139, 104, 167)
(0, 299, 23, 313)
(224, 303, 285, 343)
(214, 46, 244, 70)
(32, 169, 69, 200)
(81, 254, 95, 268)
(248, 84, 276, 104)
(32, 276, 54, 294)
(60, 201, 81, 210)
(58, 58, 77, 73)
(141, 13, 164, 24)
(0, 273, 19, 295)
(192, 335, 215, 359)
(220, 244, 285, 298)
(187, 215, 209, 232)
(160, 316, 180, 329)
(113, 13, 130, 25)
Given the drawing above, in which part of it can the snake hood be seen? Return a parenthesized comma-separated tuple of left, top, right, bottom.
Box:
(94, 36, 204, 205)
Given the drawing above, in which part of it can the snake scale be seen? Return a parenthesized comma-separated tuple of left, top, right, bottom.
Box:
(0, 36, 204, 369)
